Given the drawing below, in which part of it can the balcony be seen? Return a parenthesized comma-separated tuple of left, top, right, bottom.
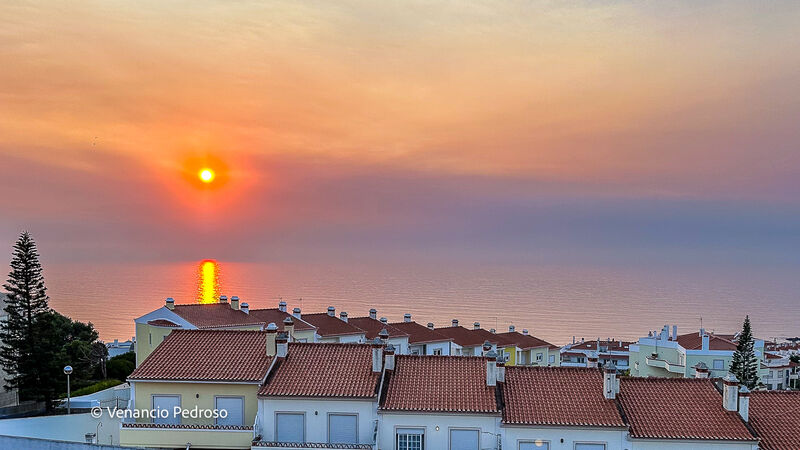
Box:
(120, 423, 254, 449)
(251, 442, 372, 449)
(645, 356, 685, 374)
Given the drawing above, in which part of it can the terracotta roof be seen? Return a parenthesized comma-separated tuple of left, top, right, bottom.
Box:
(434, 326, 499, 347)
(348, 317, 408, 340)
(146, 319, 181, 327)
(502, 367, 625, 427)
(259, 343, 380, 398)
(300, 313, 366, 337)
(618, 377, 754, 441)
(495, 331, 553, 350)
(380, 355, 499, 413)
(171, 303, 267, 328)
(247, 309, 316, 331)
(749, 391, 800, 450)
(129, 330, 271, 382)
(675, 332, 737, 351)
(764, 352, 782, 360)
(389, 321, 453, 344)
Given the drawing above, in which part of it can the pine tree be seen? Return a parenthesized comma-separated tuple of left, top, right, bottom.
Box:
(0, 232, 51, 404)
(729, 315, 759, 389)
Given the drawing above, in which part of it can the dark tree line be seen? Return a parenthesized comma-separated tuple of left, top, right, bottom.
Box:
(1, 232, 108, 411)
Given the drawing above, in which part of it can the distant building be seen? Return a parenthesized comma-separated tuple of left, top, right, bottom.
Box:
(562, 338, 631, 372)
(628, 325, 766, 379)
(494, 325, 560, 367)
(105, 337, 135, 359)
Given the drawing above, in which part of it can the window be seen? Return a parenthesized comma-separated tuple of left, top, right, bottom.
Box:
(328, 414, 358, 444)
(575, 443, 606, 450)
(397, 427, 424, 450)
(152, 395, 180, 425)
(449, 428, 479, 450)
(433, 348, 443, 356)
(276, 413, 304, 443)
(520, 441, 550, 450)
(536, 352, 543, 361)
(548, 354, 555, 364)
(713, 359, 724, 370)
(215, 396, 243, 426)
(411, 348, 421, 355)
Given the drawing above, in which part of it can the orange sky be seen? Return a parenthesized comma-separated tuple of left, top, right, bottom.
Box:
(1, 1, 799, 264)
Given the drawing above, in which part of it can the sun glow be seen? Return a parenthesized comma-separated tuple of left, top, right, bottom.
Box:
(198, 168, 215, 183)
(197, 260, 220, 304)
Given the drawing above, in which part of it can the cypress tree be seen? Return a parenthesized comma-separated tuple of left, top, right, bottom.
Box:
(729, 315, 759, 389)
(0, 232, 51, 405)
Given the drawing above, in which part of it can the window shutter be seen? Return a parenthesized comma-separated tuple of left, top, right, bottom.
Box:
(328, 414, 358, 443)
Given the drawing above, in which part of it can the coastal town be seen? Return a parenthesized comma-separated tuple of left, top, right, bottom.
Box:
(2, 293, 799, 449)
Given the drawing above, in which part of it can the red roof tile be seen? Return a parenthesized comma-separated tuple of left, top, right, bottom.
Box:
(675, 332, 737, 351)
(300, 313, 366, 337)
(259, 343, 380, 398)
(129, 329, 272, 382)
(389, 321, 452, 344)
(618, 377, 754, 441)
(170, 303, 316, 331)
(502, 367, 625, 427)
(749, 391, 800, 450)
(146, 319, 181, 327)
(348, 317, 409, 340)
(380, 355, 499, 414)
(434, 326, 499, 347)
(495, 331, 554, 350)
(248, 309, 315, 331)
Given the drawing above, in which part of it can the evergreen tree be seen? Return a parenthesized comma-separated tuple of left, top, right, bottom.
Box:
(729, 315, 759, 389)
(0, 232, 51, 406)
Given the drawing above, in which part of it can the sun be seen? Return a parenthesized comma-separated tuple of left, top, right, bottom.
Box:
(198, 168, 215, 183)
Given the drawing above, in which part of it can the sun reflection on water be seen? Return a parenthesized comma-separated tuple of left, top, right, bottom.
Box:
(197, 260, 220, 303)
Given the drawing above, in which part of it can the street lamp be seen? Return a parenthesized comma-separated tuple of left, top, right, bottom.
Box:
(63, 365, 73, 414)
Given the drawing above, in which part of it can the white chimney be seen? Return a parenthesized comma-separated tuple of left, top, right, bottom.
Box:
(702, 334, 710, 351)
(738, 386, 750, 422)
(378, 329, 389, 343)
(452, 319, 459, 327)
(283, 316, 294, 338)
(369, 308, 377, 320)
(404, 313, 412, 323)
(509, 325, 515, 333)
(486, 351, 498, 386)
(672, 325, 678, 340)
(371, 338, 383, 373)
(694, 362, 710, 378)
(495, 354, 506, 383)
(230, 296, 239, 310)
(165, 297, 174, 310)
(587, 351, 599, 369)
(603, 362, 617, 399)
(384, 344, 396, 371)
(241, 302, 250, 314)
(380, 317, 388, 324)
(327, 306, 336, 317)
(473, 322, 481, 330)
(490, 328, 496, 334)
(276, 332, 288, 357)
(340, 311, 348, 322)
(278, 301, 287, 313)
(522, 329, 529, 336)
(219, 295, 228, 304)
(265, 323, 278, 357)
(723, 373, 739, 412)
(699, 327, 705, 337)
(292, 307, 301, 320)
(427, 323, 435, 330)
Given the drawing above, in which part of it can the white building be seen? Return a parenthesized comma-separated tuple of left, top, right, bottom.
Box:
(388, 315, 454, 355)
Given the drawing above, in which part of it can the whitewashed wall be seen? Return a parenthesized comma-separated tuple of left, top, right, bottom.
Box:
(377, 412, 500, 450)
(257, 397, 376, 445)
(503, 425, 626, 450)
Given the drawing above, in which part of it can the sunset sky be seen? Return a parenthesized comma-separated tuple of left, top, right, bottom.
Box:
(1, 1, 799, 266)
